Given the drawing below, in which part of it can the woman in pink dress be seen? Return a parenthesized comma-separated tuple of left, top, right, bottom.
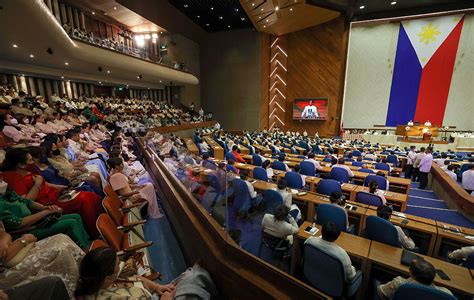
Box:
(108, 157, 161, 219)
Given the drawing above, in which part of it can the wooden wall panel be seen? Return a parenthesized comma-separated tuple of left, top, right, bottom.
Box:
(260, 16, 348, 136)
(259, 34, 270, 130)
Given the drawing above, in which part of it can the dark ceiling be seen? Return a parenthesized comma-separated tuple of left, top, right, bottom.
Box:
(168, 0, 253, 32)
(307, 0, 474, 21)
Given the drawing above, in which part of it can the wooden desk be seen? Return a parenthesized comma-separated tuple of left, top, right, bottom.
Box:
(395, 125, 440, 137)
(364, 209, 437, 255)
(253, 144, 271, 154)
(354, 186, 408, 212)
(291, 222, 371, 275)
(368, 241, 474, 297)
(238, 144, 250, 155)
(433, 222, 474, 259)
(184, 138, 199, 155)
(204, 136, 224, 160)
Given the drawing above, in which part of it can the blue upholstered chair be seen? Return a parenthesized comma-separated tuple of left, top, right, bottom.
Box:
(304, 242, 363, 298)
(317, 179, 341, 196)
(231, 178, 252, 214)
(330, 167, 350, 183)
(363, 175, 388, 190)
(217, 140, 228, 154)
(391, 283, 457, 300)
(365, 215, 400, 247)
(364, 157, 374, 161)
(322, 157, 332, 163)
(300, 161, 316, 176)
(253, 167, 268, 182)
(356, 191, 383, 207)
(375, 163, 391, 172)
(387, 154, 398, 167)
(359, 168, 375, 174)
(352, 150, 362, 157)
(315, 204, 349, 233)
(285, 172, 303, 189)
(352, 161, 365, 167)
(252, 154, 263, 166)
(226, 164, 238, 174)
(272, 161, 287, 171)
(225, 152, 236, 161)
(262, 189, 283, 214)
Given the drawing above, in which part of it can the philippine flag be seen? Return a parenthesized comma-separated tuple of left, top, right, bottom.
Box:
(385, 14, 464, 127)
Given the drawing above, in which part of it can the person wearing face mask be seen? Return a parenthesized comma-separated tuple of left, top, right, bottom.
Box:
(108, 157, 161, 219)
(33, 114, 56, 134)
(0, 148, 104, 238)
(1, 114, 34, 144)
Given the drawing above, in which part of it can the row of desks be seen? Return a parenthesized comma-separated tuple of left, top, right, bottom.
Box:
(292, 222, 474, 297)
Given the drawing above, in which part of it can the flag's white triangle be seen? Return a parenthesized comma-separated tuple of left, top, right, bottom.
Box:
(402, 14, 463, 68)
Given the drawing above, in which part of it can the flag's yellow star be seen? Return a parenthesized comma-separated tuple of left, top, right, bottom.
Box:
(418, 22, 441, 45)
(422, 57, 427, 62)
(453, 17, 458, 22)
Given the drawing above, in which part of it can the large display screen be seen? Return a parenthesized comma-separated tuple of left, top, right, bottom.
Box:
(292, 98, 328, 120)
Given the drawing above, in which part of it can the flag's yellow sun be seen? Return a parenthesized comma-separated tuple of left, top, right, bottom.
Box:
(418, 22, 441, 45)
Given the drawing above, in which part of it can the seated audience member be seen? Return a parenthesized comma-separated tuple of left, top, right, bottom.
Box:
(0, 229, 84, 297)
(226, 159, 239, 174)
(75, 247, 216, 300)
(0, 189, 90, 248)
(305, 222, 357, 281)
(201, 152, 216, 170)
(262, 204, 299, 245)
(333, 158, 354, 177)
(441, 160, 450, 171)
(448, 245, 474, 263)
(231, 145, 246, 163)
(256, 149, 267, 164)
(108, 157, 161, 219)
(0, 276, 69, 300)
(445, 165, 457, 182)
(292, 165, 306, 187)
(274, 179, 301, 220)
(277, 155, 291, 172)
(1, 114, 36, 144)
(368, 180, 387, 205)
(262, 160, 274, 180)
(377, 258, 453, 299)
(304, 153, 322, 171)
(239, 170, 262, 207)
(434, 152, 448, 167)
(461, 164, 474, 194)
(376, 205, 416, 250)
(365, 150, 377, 160)
(1, 148, 102, 238)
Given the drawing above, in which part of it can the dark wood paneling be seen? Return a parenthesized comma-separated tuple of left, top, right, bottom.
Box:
(260, 33, 270, 130)
(284, 16, 347, 136)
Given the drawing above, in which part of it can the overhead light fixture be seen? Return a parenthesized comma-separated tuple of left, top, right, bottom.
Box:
(152, 33, 158, 38)
(92, 11, 95, 15)
(144, 34, 151, 39)
(29, 54, 34, 58)
(184, 4, 188, 8)
(266, 19, 269, 22)
(261, 8, 264, 11)
(219, 16, 223, 19)
(159, 80, 162, 83)
(12, 44, 18, 48)
(391, 1, 396, 4)
(210, 7, 214, 10)
(206, 23, 210, 26)
(99, 81, 102, 84)
(107, 70, 110, 74)
(241, 17, 245, 21)
(360, 5, 365, 9)
(263, 25, 266, 28)
(113, 6, 117, 10)
(197, 15, 200, 18)
(252, 3, 255, 6)
(135, 35, 145, 47)
(61, 76, 64, 79)
(65, 62, 69, 65)
(227, 25, 231, 28)
(235, 8, 239, 12)
(275, 6, 279, 11)
(290, 8, 293, 11)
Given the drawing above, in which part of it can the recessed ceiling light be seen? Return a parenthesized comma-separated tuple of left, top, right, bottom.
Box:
(263, 25, 266, 28)
(113, 6, 117, 10)
(206, 23, 210, 26)
(235, 8, 239, 12)
(252, 3, 255, 6)
(210, 7, 214, 10)
(275, 6, 279, 11)
(390, 1, 396, 5)
(107, 70, 110, 74)
(219, 16, 223, 19)
(184, 4, 188, 8)
(12, 44, 18, 48)
(259, 16, 261, 19)
(359, 5, 365, 9)
(29, 54, 34, 58)
(227, 25, 231, 28)
(197, 15, 200, 18)
(261, 8, 264, 11)
(241, 17, 245, 21)
(159, 80, 162, 83)
(99, 81, 102, 84)
(61, 76, 64, 79)
(92, 11, 95, 15)
(290, 8, 293, 11)
(65, 62, 69, 65)
(266, 19, 269, 22)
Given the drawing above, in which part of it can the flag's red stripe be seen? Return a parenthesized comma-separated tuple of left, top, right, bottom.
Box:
(414, 18, 464, 126)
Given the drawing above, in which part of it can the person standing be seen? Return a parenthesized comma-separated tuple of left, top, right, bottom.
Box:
(412, 147, 426, 182)
(461, 164, 474, 194)
(405, 146, 416, 179)
(418, 148, 433, 190)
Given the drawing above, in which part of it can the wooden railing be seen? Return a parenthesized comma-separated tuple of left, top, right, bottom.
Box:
(431, 163, 474, 222)
(138, 140, 328, 299)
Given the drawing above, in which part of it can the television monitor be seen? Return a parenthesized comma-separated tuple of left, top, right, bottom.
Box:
(293, 98, 328, 120)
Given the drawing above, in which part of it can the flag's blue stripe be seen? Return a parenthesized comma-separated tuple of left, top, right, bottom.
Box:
(385, 24, 422, 126)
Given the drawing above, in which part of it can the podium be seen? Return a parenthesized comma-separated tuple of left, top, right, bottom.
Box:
(395, 125, 439, 138)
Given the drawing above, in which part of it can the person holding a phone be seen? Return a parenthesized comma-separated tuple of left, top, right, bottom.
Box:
(377, 258, 453, 299)
(376, 205, 416, 251)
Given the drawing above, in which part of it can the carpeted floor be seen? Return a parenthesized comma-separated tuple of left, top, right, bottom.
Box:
(406, 182, 474, 229)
